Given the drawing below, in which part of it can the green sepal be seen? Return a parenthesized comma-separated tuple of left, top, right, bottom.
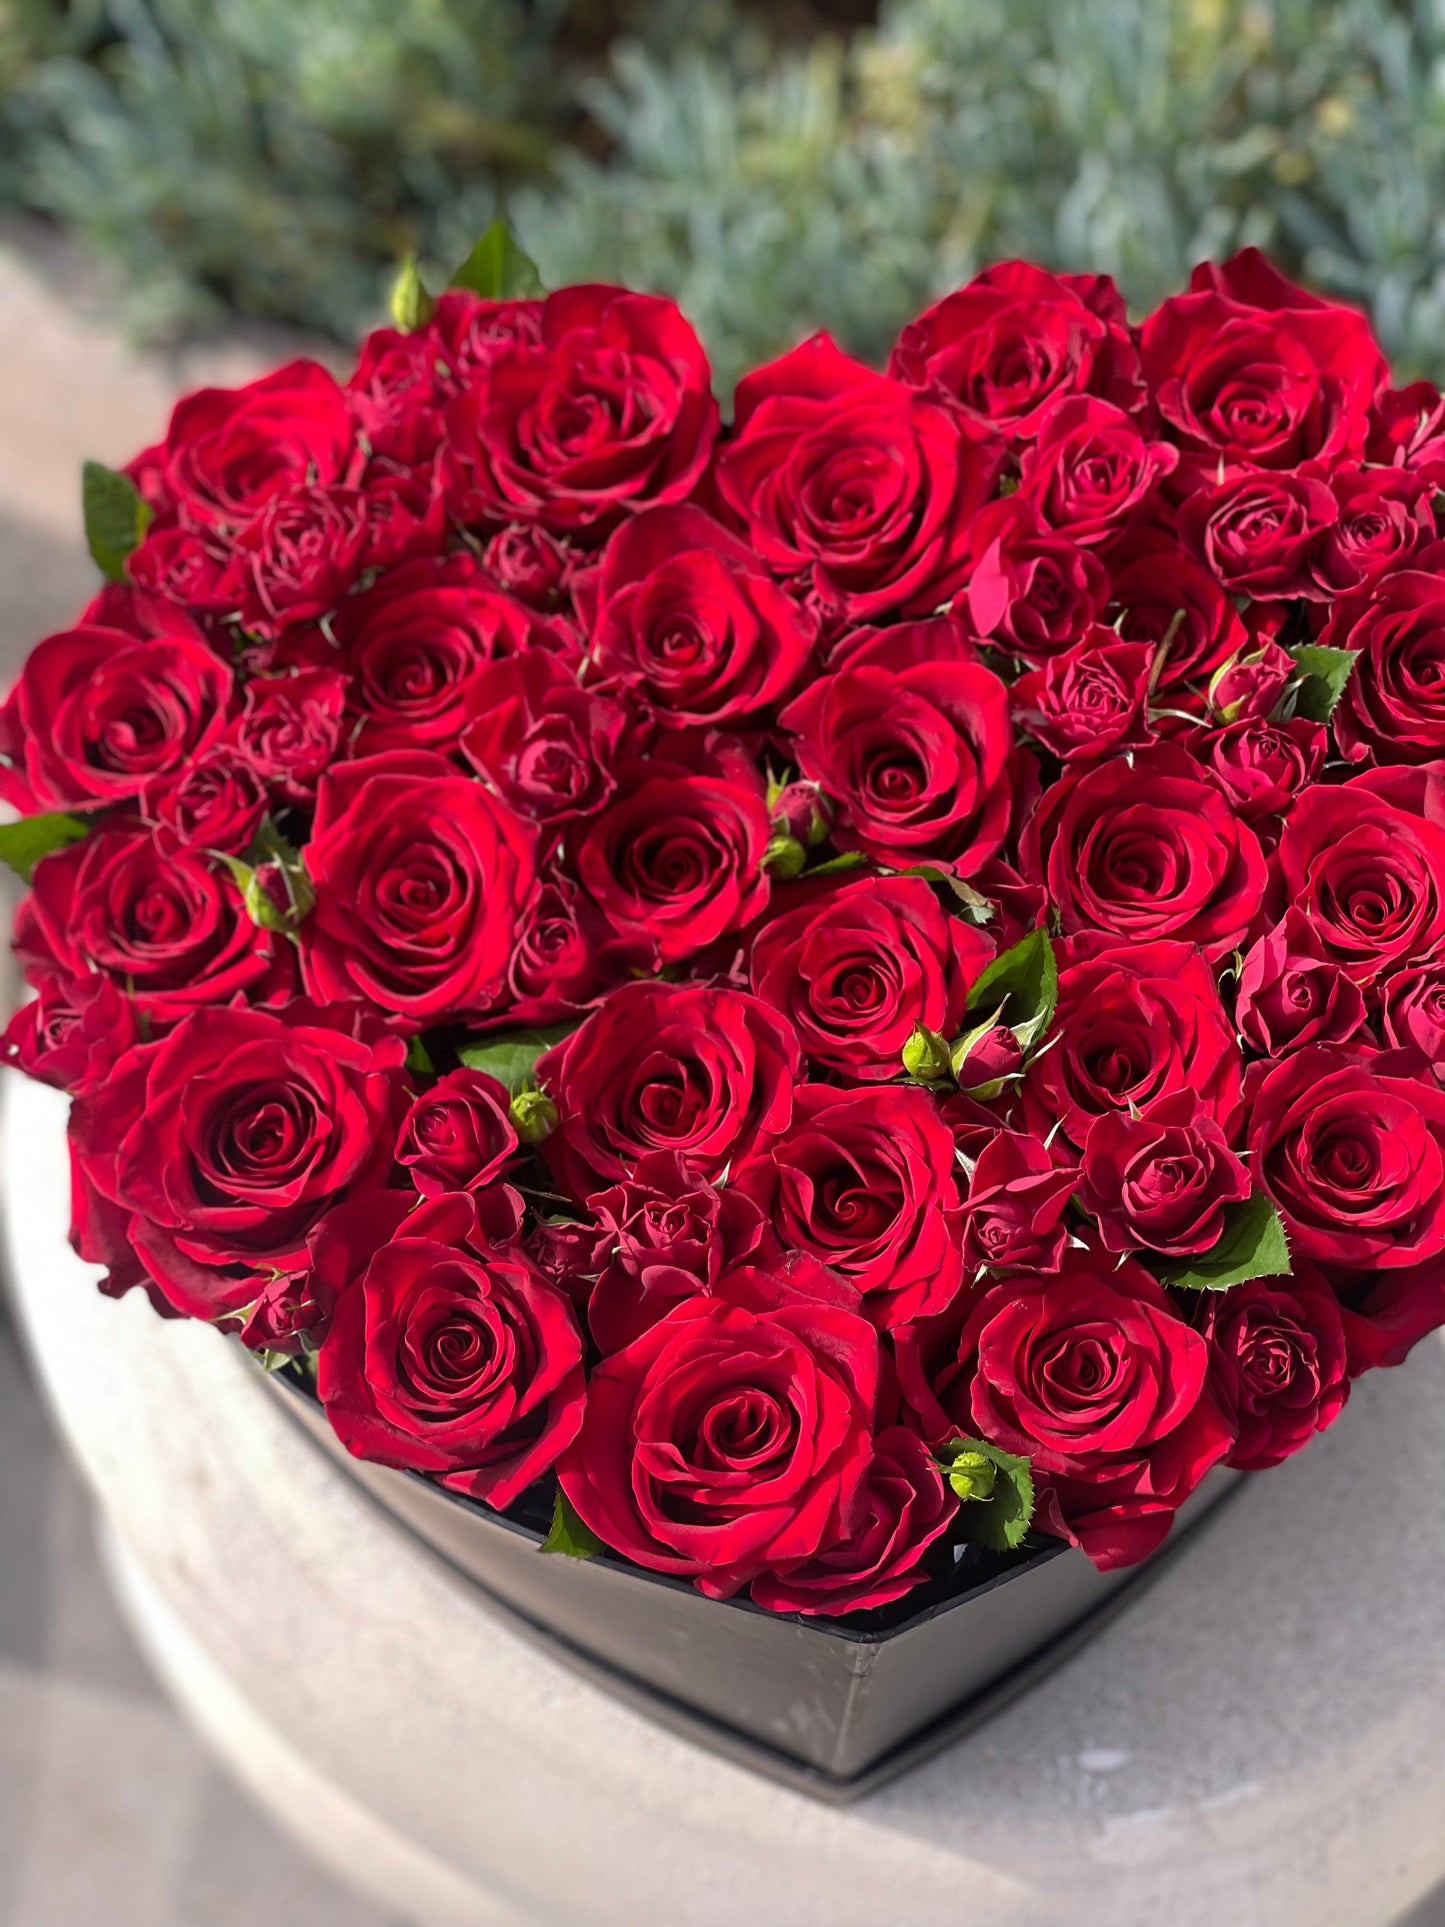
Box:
(938, 1436, 1035, 1551)
(964, 925, 1058, 1053)
(83, 461, 153, 581)
(405, 1034, 436, 1076)
(389, 256, 436, 332)
(0, 810, 91, 883)
(457, 1021, 575, 1095)
(1289, 644, 1358, 723)
(802, 850, 867, 879)
(541, 1486, 603, 1559)
(510, 1087, 559, 1145)
(902, 1023, 952, 1083)
(1156, 1188, 1292, 1292)
(449, 220, 544, 301)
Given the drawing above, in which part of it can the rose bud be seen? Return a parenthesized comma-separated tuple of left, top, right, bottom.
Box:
(396, 1068, 519, 1195)
(761, 833, 809, 880)
(1236, 909, 1367, 1057)
(769, 778, 833, 848)
(902, 1023, 953, 1083)
(510, 1088, 559, 1146)
(1207, 640, 1297, 723)
(959, 1129, 1081, 1274)
(1080, 1090, 1252, 1257)
(951, 1022, 1025, 1099)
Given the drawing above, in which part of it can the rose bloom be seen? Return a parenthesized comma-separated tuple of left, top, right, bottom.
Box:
(144, 744, 270, 853)
(395, 1068, 519, 1196)
(1020, 745, 1267, 960)
(961, 496, 1111, 664)
(1310, 464, 1434, 595)
(780, 619, 1015, 872)
(558, 1294, 879, 1598)
(573, 755, 771, 965)
(230, 665, 348, 802)
(897, 1243, 1231, 1570)
(1321, 559, 1445, 765)
(1, 973, 140, 1098)
(68, 1002, 407, 1319)
(301, 750, 538, 1025)
(461, 651, 625, 826)
(715, 333, 1001, 621)
(538, 979, 801, 1200)
(1010, 630, 1154, 763)
(1381, 963, 1445, 1076)
(445, 285, 718, 534)
(0, 610, 232, 815)
(1016, 395, 1179, 547)
(315, 1189, 585, 1508)
(734, 1082, 966, 1328)
(588, 503, 817, 725)
(1201, 1268, 1349, 1472)
(1274, 780, 1445, 984)
(1202, 717, 1327, 829)
(1236, 909, 1366, 1058)
(1178, 469, 1338, 600)
(1138, 248, 1386, 481)
(958, 1129, 1081, 1274)
(749, 874, 992, 1082)
(220, 481, 370, 632)
(1079, 1090, 1252, 1257)
(890, 259, 1142, 440)
(1250, 1046, 1445, 1271)
(337, 553, 573, 757)
(1105, 534, 1247, 696)
(1022, 937, 1243, 1146)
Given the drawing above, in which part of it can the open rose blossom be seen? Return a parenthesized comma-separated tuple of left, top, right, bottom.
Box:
(9, 238, 1445, 1623)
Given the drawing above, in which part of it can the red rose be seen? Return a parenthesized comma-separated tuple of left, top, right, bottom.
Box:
(1249, 1046, 1445, 1270)
(301, 750, 537, 1025)
(1381, 963, 1445, 1076)
(1310, 465, 1434, 595)
(125, 523, 234, 612)
(481, 522, 576, 610)
(1080, 1090, 1252, 1256)
(1178, 469, 1338, 599)
(347, 324, 448, 468)
(538, 980, 800, 1200)
(396, 1068, 519, 1196)
(145, 745, 270, 853)
(958, 1129, 1080, 1274)
(429, 290, 544, 393)
(1236, 910, 1367, 1057)
(220, 482, 370, 632)
(901, 1244, 1231, 1570)
(15, 823, 277, 1026)
(230, 665, 348, 802)
(715, 334, 1001, 621)
(748, 874, 991, 1081)
(1, 974, 139, 1096)
(315, 1189, 584, 1508)
(558, 1295, 878, 1598)
(889, 260, 1142, 440)
(1275, 780, 1445, 983)
(1334, 1259, 1445, 1376)
(588, 504, 816, 724)
(573, 756, 771, 965)
(68, 1003, 406, 1318)
(505, 870, 652, 1025)
(961, 496, 1110, 663)
(1139, 251, 1385, 480)
(461, 651, 625, 825)
(1022, 938, 1243, 1146)
(1021, 745, 1267, 959)
(1367, 379, 1445, 483)
(1105, 535, 1246, 695)
(749, 1427, 958, 1617)
(1010, 630, 1154, 762)
(1322, 561, 1445, 766)
(1016, 395, 1178, 547)
(1207, 639, 1297, 725)
(584, 1150, 771, 1354)
(1202, 717, 1327, 828)
(0, 614, 232, 814)
(734, 1082, 965, 1328)
(155, 359, 359, 527)
(338, 554, 573, 757)
(780, 620, 1015, 872)
(1202, 1269, 1349, 1471)
(446, 286, 718, 534)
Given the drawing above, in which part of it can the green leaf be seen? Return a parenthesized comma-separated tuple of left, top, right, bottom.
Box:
(457, 1021, 575, 1094)
(404, 1034, 436, 1076)
(449, 220, 544, 301)
(802, 850, 867, 879)
(1290, 644, 1358, 723)
(938, 1437, 1035, 1552)
(1156, 1189, 1292, 1293)
(541, 1487, 603, 1559)
(964, 926, 1058, 1052)
(82, 461, 152, 581)
(389, 256, 435, 332)
(0, 810, 90, 883)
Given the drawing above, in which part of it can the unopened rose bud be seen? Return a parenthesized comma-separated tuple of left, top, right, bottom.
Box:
(762, 833, 808, 880)
(950, 1023, 1025, 1099)
(770, 780, 833, 849)
(945, 1450, 997, 1505)
(1208, 641, 1295, 723)
(509, 1089, 559, 1145)
(902, 1023, 952, 1082)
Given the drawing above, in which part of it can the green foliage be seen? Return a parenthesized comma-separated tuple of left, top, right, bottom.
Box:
(82, 460, 151, 579)
(449, 218, 545, 298)
(541, 1486, 604, 1558)
(937, 1437, 1035, 1551)
(963, 926, 1058, 1054)
(1290, 643, 1359, 722)
(0, 810, 90, 883)
(457, 1022, 576, 1094)
(1156, 1190, 1293, 1293)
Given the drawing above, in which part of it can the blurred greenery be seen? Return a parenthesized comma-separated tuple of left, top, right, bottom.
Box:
(4, 0, 1445, 395)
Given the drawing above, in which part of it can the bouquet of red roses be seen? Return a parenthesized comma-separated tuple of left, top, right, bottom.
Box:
(4, 229, 1443, 1617)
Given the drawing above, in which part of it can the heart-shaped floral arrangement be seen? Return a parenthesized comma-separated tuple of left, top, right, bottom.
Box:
(5, 230, 1444, 1619)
